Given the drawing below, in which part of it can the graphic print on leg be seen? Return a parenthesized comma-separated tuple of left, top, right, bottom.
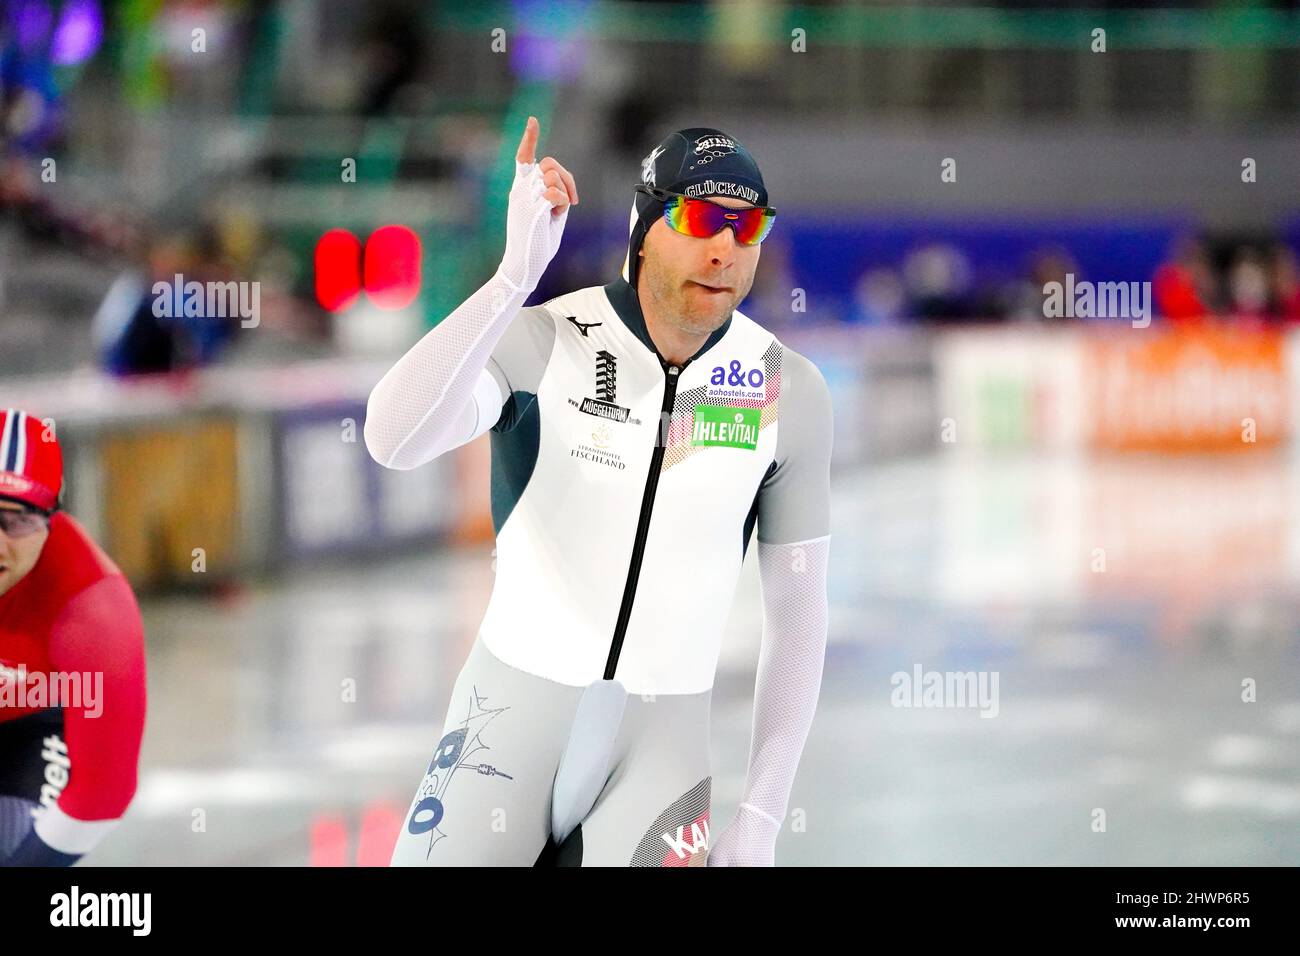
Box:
(390, 639, 578, 866)
(631, 777, 711, 867)
(406, 688, 513, 858)
(577, 770, 713, 867)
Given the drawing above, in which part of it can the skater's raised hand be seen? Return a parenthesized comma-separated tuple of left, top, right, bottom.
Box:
(499, 116, 578, 290)
(516, 116, 579, 215)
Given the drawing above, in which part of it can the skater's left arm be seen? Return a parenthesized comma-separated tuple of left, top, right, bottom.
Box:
(3, 577, 146, 867)
(709, 349, 833, 867)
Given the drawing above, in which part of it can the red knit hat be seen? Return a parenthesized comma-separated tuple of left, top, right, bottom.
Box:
(0, 409, 63, 512)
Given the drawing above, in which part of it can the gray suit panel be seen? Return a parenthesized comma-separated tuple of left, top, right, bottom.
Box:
(757, 347, 833, 544)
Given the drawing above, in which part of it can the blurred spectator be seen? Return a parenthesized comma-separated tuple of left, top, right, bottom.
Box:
(1227, 247, 1271, 322)
(902, 242, 974, 322)
(93, 236, 180, 376)
(1268, 244, 1300, 323)
(1153, 235, 1213, 323)
(1, 0, 66, 155)
(848, 267, 906, 326)
(1005, 244, 1078, 323)
(93, 229, 241, 376)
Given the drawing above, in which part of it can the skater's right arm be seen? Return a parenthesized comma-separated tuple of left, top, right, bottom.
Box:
(364, 117, 578, 470)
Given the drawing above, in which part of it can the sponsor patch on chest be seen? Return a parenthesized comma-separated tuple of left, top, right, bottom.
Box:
(566, 349, 642, 426)
(704, 358, 767, 402)
(692, 405, 760, 450)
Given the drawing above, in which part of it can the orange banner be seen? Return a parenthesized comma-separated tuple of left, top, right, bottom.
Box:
(1085, 326, 1287, 452)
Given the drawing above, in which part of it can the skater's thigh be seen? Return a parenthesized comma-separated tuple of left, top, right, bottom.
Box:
(390, 638, 579, 866)
(573, 692, 712, 868)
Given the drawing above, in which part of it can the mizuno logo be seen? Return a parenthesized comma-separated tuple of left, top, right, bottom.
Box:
(566, 315, 602, 337)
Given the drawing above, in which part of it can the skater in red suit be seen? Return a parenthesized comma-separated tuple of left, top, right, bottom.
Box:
(0, 409, 147, 866)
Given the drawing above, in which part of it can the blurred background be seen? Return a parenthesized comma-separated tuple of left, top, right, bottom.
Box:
(3, 0, 1299, 865)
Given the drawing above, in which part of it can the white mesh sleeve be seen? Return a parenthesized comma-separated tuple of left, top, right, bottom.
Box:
(363, 160, 568, 470)
(709, 535, 830, 867)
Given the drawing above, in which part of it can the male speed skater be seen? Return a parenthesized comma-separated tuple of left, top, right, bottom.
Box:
(367, 118, 831, 866)
(0, 410, 147, 866)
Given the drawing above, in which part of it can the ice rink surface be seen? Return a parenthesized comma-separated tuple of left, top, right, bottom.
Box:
(90, 451, 1300, 865)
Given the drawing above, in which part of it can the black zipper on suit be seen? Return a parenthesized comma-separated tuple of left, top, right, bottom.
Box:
(603, 357, 685, 681)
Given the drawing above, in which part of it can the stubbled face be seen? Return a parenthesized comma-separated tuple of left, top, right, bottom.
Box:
(637, 196, 761, 336)
(0, 502, 49, 598)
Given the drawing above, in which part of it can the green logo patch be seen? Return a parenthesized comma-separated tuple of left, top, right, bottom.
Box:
(692, 405, 760, 450)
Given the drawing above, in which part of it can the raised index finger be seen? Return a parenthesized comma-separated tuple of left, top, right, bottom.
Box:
(515, 116, 539, 165)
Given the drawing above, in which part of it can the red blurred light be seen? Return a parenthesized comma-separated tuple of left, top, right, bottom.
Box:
(363, 224, 422, 311)
(308, 813, 349, 867)
(356, 801, 403, 867)
(314, 229, 363, 312)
